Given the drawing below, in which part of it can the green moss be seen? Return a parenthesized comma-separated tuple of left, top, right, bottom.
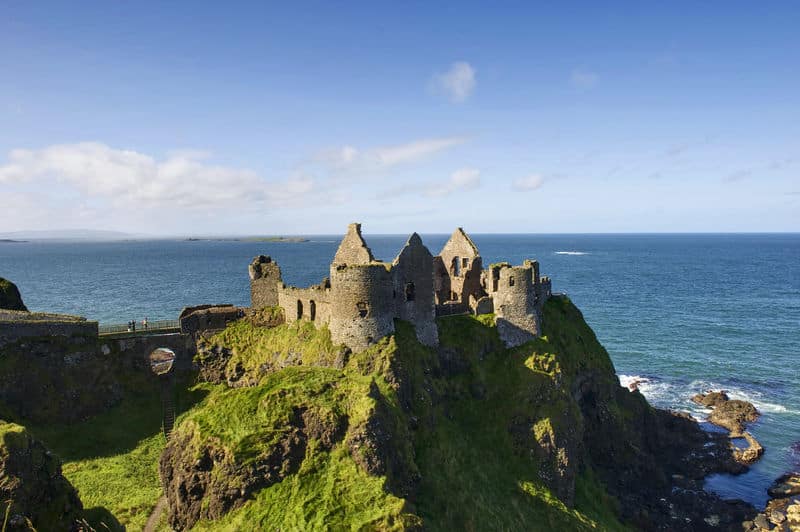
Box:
(202, 319, 342, 379)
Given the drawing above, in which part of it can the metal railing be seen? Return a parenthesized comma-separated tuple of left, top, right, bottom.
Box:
(98, 319, 180, 336)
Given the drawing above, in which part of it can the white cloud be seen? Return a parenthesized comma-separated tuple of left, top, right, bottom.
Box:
(0, 142, 313, 209)
(512, 174, 545, 191)
(570, 68, 598, 89)
(427, 167, 481, 196)
(317, 136, 466, 176)
(431, 62, 476, 103)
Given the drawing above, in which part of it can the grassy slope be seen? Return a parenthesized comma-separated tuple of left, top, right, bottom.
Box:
(26, 378, 207, 531)
(186, 297, 628, 530)
(24, 296, 629, 530)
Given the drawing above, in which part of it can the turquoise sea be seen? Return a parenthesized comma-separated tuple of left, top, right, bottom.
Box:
(1, 233, 798, 508)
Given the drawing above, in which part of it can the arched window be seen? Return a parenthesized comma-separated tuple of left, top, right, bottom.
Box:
(405, 282, 415, 302)
(509, 276, 515, 287)
(356, 302, 368, 318)
(309, 300, 316, 321)
(297, 300, 303, 319)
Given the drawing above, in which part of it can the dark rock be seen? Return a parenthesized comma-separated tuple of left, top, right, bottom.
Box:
(708, 399, 759, 436)
(768, 473, 800, 498)
(0, 278, 27, 311)
(692, 390, 730, 408)
(160, 404, 347, 530)
(0, 421, 83, 530)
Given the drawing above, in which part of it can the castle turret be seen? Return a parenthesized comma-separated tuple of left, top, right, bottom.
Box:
(327, 223, 395, 351)
(493, 263, 540, 347)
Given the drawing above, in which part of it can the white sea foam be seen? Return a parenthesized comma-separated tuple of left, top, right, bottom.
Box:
(616, 374, 800, 421)
(687, 379, 798, 415)
(554, 251, 588, 256)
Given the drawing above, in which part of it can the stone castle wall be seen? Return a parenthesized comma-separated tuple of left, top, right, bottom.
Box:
(328, 263, 395, 352)
(277, 283, 332, 325)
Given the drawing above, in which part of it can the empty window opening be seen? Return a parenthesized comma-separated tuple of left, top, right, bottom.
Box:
(462, 257, 469, 269)
(297, 300, 303, 320)
(452, 257, 461, 276)
(356, 302, 368, 318)
(451, 291, 459, 301)
(509, 276, 515, 287)
(309, 300, 316, 321)
(405, 282, 415, 302)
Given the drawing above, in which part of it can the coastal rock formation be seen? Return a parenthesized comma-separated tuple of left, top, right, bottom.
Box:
(743, 473, 800, 531)
(0, 421, 83, 530)
(692, 391, 764, 464)
(0, 278, 27, 312)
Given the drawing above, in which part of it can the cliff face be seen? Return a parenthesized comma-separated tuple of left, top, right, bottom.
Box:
(0, 421, 83, 530)
(0, 278, 27, 312)
(162, 296, 756, 530)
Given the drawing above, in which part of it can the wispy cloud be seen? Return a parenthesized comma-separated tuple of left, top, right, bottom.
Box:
(512, 174, 545, 191)
(431, 62, 476, 103)
(0, 142, 314, 209)
(374, 167, 481, 200)
(426, 167, 481, 196)
(570, 68, 598, 90)
(317, 136, 466, 176)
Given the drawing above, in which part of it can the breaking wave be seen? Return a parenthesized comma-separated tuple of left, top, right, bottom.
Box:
(617, 374, 799, 420)
(554, 251, 589, 256)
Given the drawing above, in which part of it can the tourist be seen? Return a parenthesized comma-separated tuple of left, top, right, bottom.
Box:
(143, 317, 148, 330)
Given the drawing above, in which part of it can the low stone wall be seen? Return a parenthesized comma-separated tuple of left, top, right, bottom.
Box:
(179, 305, 243, 336)
(277, 285, 332, 324)
(0, 312, 98, 349)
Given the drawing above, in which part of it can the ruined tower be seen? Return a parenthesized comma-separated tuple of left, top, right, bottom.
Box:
(328, 224, 396, 352)
(249, 255, 282, 308)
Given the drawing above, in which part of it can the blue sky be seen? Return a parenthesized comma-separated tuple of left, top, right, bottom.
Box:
(1, 1, 798, 234)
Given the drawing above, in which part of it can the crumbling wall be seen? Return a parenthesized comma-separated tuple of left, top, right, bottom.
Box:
(249, 255, 282, 308)
(391, 233, 438, 346)
(435, 228, 485, 306)
(329, 263, 395, 352)
(179, 305, 243, 336)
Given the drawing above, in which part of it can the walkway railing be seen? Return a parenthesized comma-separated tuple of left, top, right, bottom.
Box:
(98, 319, 180, 336)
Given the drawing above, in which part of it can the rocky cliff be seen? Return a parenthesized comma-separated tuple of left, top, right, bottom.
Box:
(0, 278, 27, 312)
(160, 296, 756, 530)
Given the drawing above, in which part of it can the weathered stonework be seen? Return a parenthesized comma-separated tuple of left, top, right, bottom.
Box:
(248, 223, 552, 351)
(249, 255, 282, 308)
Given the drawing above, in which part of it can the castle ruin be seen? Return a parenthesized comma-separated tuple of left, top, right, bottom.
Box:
(249, 223, 552, 351)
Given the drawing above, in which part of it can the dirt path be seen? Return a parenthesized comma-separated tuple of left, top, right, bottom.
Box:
(143, 496, 167, 532)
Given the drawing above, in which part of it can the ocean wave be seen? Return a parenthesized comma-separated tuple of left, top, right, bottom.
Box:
(686, 379, 800, 415)
(618, 374, 799, 418)
(554, 251, 589, 256)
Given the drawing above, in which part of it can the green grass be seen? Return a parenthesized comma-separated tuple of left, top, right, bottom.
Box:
(27, 377, 208, 531)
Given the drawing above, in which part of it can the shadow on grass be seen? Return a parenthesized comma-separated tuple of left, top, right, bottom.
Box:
(82, 506, 124, 531)
(28, 374, 209, 462)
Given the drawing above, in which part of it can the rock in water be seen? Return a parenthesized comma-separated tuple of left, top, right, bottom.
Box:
(0, 420, 83, 530)
(0, 277, 27, 311)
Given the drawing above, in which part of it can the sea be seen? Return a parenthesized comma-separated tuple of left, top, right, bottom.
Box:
(1, 233, 798, 508)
